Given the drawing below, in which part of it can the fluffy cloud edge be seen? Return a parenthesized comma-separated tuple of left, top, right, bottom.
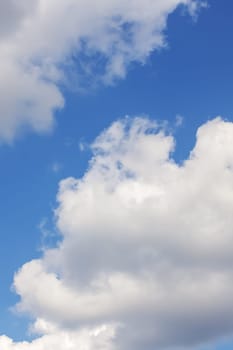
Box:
(0, 0, 205, 142)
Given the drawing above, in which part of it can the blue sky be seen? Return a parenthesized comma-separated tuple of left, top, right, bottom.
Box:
(1, 1, 233, 349)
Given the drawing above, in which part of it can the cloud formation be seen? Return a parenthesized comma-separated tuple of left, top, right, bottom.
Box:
(0, 0, 202, 142)
(0, 325, 116, 350)
(3, 116, 233, 349)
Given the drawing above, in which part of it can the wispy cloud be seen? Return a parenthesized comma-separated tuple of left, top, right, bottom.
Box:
(51, 162, 62, 174)
(0, 0, 203, 142)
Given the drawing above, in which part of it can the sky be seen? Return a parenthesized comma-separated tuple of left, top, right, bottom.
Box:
(1, 0, 233, 349)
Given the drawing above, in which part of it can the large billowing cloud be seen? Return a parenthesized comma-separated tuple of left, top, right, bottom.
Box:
(0, 0, 204, 142)
(3, 116, 233, 349)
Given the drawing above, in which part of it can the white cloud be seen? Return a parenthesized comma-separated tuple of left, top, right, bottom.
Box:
(6, 116, 233, 349)
(0, 325, 116, 350)
(0, 0, 203, 142)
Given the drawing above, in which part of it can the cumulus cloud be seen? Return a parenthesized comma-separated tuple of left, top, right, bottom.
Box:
(0, 325, 116, 350)
(0, 0, 203, 142)
(3, 116, 233, 349)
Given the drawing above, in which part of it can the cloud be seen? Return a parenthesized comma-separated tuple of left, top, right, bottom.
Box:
(51, 162, 62, 174)
(0, 325, 116, 350)
(0, 0, 203, 142)
(175, 114, 184, 127)
(5, 116, 233, 349)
